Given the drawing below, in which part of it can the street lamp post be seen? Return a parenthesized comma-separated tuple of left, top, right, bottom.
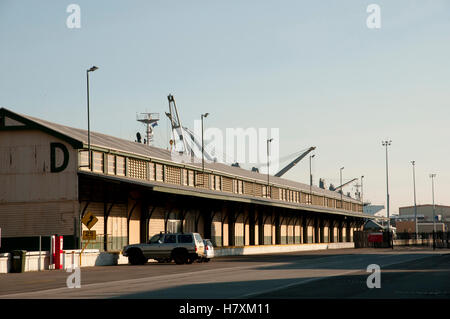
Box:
(267, 138, 273, 198)
(430, 173, 436, 250)
(382, 140, 392, 247)
(411, 161, 418, 236)
(361, 175, 364, 209)
(201, 113, 209, 185)
(86, 66, 98, 170)
(309, 155, 315, 203)
(430, 173, 436, 232)
(339, 167, 344, 208)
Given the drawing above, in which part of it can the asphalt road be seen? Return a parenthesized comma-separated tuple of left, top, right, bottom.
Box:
(0, 247, 449, 299)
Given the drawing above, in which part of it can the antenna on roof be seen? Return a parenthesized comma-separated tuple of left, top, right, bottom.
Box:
(137, 112, 160, 146)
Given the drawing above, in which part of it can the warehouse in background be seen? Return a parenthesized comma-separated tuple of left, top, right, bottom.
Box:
(0, 107, 370, 253)
(395, 205, 449, 233)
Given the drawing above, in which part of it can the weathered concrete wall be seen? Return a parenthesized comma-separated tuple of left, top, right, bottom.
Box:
(214, 242, 355, 256)
(0, 250, 130, 273)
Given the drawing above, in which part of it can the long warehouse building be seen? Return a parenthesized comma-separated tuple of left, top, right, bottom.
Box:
(0, 107, 371, 252)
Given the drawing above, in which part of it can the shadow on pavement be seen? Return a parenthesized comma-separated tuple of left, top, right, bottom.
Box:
(116, 255, 450, 299)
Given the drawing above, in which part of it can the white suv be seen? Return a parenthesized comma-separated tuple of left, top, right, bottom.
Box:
(123, 232, 205, 265)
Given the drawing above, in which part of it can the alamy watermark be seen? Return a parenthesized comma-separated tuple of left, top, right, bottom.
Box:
(170, 122, 280, 173)
(366, 264, 381, 288)
(66, 4, 81, 29)
(66, 264, 81, 289)
(366, 4, 381, 29)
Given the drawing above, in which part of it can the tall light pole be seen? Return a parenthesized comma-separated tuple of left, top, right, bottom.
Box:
(430, 173, 436, 250)
(382, 140, 392, 240)
(267, 138, 273, 198)
(411, 161, 418, 235)
(430, 173, 436, 233)
(309, 154, 315, 203)
(201, 113, 209, 185)
(361, 175, 364, 210)
(86, 66, 98, 170)
(339, 167, 344, 208)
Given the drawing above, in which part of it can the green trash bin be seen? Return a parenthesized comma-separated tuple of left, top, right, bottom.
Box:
(10, 250, 27, 273)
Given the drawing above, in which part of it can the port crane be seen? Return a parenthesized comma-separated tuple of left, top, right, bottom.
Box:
(165, 94, 216, 161)
(332, 178, 358, 191)
(274, 147, 316, 177)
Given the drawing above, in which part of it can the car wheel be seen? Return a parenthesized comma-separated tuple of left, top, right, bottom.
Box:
(129, 250, 146, 265)
(186, 255, 195, 264)
(173, 252, 187, 265)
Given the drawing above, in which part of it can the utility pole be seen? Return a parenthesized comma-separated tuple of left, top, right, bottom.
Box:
(267, 138, 273, 198)
(340, 167, 344, 208)
(309, 154, 315, 203)
(361, 175, 364, 206)
(411, 161, 418, 236)
(382, 140, 392, 248)
(201, 113, 209, 186)
(86, 66, 98, 170)
(430, 173, 437, 250)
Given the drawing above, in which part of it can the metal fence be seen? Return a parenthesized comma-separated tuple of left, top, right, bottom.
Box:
(396, 231, 450, 249)
(354, 231, 450, 249)
(354, 231, 392, 248)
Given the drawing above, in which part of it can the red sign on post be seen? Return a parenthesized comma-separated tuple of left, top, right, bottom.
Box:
(54, 235, 63, 270)
(368, 233, 383, 243)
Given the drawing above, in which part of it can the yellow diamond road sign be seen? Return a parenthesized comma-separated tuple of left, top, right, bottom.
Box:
(82, 211, 98, 230)
(82, 230, 96, 241)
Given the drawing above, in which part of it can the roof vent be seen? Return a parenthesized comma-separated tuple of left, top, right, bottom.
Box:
(319, 178, 326, 189)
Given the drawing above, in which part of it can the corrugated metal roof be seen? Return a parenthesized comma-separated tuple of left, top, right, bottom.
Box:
(1, 107, 361, 204)
(80, 171, 372, 219)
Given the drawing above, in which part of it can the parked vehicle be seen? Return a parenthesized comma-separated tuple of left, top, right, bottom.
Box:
(122, 232, 205, 265)
(198, 239, 214, 262)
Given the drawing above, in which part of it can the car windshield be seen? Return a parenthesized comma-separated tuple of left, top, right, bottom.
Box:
(148, 234, 161, 244)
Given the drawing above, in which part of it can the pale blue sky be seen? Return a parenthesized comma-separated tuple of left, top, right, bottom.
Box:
(1, 1, 450, 215)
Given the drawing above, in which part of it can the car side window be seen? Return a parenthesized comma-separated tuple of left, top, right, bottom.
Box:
(164, 234, 177, 243)
(148, 234, 161, 244)
(178, 234, 193, 243)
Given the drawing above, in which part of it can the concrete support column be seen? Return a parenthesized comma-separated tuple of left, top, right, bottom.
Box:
(275, 212, 281, 245)
(302, 216, 308, 244)
(330, 224, 335, 243)
(249, 207, 256, 246)
(258, 210, 264, 245)
(228, 205, 235, 247)
(346, 221, 351, 243)
(319, 219, 324, 243)
(314, 217, 320, 243)
(338, 222, 344, 243)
